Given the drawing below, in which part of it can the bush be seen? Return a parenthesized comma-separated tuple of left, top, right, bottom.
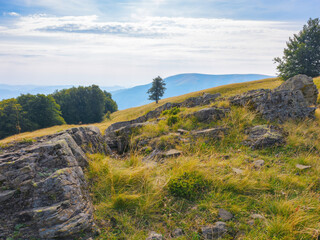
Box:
(167, 115, 179, 126)
(168, 171, 210, 201)
(162, 107, 181, 116)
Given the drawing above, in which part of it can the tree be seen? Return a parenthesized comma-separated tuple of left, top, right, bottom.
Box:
(147, 76, 166, 104)
(17, 94, 65, 131)
(53, 85, 117, 124)
(274, 18, 320, 80)
(0, 99, 22, 139)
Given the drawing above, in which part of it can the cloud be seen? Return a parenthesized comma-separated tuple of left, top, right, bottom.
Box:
(4, 12, 20, 17)
(0, 14, 301, 86)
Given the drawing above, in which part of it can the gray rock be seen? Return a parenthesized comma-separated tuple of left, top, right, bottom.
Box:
(172, 228, 184, 237)
(0, 127, 100, 239)
(250, 214, 265, 219)
(201, 221, 227, 239)
(276, 74, 318, 106)
(244, 125, 285, 149)
(232, 168, 243, 175)
(186, 107, 228, 122)
(191, 127, 228, 139)
(181, 93, 221, 108)
(105, 122, 154, 154)
(229, 74, 318, 122)
(163, 149, 182, 158)
(254, 160, 265, 168)
(218, 209, 234, 221)
(296, 164, 311, 170)
(146, 231, 163, 240)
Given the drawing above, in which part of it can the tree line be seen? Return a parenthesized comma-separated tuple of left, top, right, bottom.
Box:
(0, 85, 117, 139)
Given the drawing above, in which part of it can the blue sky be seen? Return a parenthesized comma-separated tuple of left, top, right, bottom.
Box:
(0, 0, 318, 86)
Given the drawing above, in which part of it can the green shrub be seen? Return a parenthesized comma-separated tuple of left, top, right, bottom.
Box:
(162, 107, 180, 116)
(167, 116, 179, 126)
(168, 171, 210, 201)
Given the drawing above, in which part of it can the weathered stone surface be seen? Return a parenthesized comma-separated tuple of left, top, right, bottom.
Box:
(105, 93, 221, 134)
(186, 107, 228, 122)
(276, 74, 318, 106)
(232, 168, 244, 175)
(218, 209, 234, 221)
(105, 122, 154, 154)
(243, 125, 285, 149)
(296, 164, 311, 170)
(172, 228, 184, 237)
(201, 222, 227, 239)
(191, 127, 228, 139)
(146, 231, 163, 240)
(254, 160, 265, 169)
(181, 93, 221, 108)
(163, 149, 182, 158)
(0, 127, 101, 239)
(229, 75, 318, 122)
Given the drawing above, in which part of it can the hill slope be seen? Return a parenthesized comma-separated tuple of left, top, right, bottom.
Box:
(1, 76, 320, 240)
(112, 74, 272, 109)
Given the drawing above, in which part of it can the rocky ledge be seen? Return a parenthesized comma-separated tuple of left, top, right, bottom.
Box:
(0, 127, 107, 239)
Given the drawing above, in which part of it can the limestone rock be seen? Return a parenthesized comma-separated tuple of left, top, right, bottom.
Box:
(201, 222, 227, 239)
(229, 74, 318, 122)
(232, 168, 244, 175)
(244, 125, 285, 149)
(181, 93, 221, 108)
(218, 209, 234, 221)
(186, 107, 228, 122)
(0, 127, 100, 239)
(276, 74, 318, 106)
(191, 127, 228, 139)
(254, 160, 265, 169)
(105, 122, 154, 154)
(172, 228, 184, 237)
(146, 231, 163, 240)
(296, 164, 311, 170)
(163, 149, 182, 158)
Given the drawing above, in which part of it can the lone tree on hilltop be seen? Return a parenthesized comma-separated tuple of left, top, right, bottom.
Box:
(147, 76, 166, 104)
(274, 18, 320, 80)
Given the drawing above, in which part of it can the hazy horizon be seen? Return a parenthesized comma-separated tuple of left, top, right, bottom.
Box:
(0, 0, 319, 87)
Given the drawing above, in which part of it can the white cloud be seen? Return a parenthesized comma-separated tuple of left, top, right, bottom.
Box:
(4, 12, 21, 17)
(0, 14, 300, 86)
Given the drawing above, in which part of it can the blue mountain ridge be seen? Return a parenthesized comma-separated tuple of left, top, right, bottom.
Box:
(111, 73, 273, 110)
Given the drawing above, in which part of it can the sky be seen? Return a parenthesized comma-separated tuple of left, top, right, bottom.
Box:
(0, 0, 319, 87)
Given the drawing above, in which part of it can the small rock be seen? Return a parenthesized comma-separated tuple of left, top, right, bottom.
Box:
(254, 160, 265, 169)
(296, 164, 311, 170)
(250, 214, 265, 220)
(146, 231, 163, 240)
(218, 209, 234, 221)
(201, 222, 227, 239)
(172, 228, 184, 237)
(222, 155, 230, 160)
(177, 129, 189, 135)
(232, 168, 243, 175)
(164, 149, 182, 158)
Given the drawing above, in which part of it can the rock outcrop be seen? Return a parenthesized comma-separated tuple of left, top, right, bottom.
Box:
(0, 127, 104, 239)
(243, 125, 285, 149)
(186, 107, 229, 122)
(229, 74, 318, 122)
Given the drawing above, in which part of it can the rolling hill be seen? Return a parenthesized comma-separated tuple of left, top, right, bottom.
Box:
(111, 73, 273, 110)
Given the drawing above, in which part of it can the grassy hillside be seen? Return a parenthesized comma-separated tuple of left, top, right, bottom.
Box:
(2, 76, 320, 239)
(0, 77, 281, 145)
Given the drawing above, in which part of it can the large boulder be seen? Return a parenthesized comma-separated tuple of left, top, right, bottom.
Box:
(0, 127, 101, 239)
(276, 74, 318, 106)
(229, 75, 318, 122)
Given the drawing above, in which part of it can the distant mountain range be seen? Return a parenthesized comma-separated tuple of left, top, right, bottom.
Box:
(0, 84, 124, 100)
(0, 73, 273, 110)
(111, 73, 273, 110)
